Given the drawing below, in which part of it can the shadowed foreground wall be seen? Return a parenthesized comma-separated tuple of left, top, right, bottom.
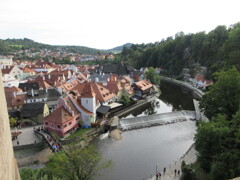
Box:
(0, 70, 20, 180)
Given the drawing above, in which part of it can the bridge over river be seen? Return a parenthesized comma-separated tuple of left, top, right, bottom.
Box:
(120, 110, 196, 131)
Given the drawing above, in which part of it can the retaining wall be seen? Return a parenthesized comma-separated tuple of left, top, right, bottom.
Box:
(13, 142, 45, 150)
(160, 77, 204, 99)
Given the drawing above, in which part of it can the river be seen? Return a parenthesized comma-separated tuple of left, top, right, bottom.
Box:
(94, 81, 197, 180)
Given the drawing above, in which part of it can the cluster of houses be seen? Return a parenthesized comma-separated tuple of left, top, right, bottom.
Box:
(1, 55, 155, 137)
(1, 54, 213, 137)
(12, 47, 114, 62)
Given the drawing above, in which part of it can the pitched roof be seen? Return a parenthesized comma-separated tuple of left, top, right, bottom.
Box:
(21, 103, 46, 117)
(19, 82, 39, 91)
(1, 66, 14, 74)
(26, 89, 61, 101)
(74, 82, 116, 103)
(81, 83, 96, 98)
(104, 82, 122, 94)
(44, 106, 73, 124)
(23, 67, 36, 73)
(4, 87, 26, 108)
(135, 80, 153, 91)
(99, 64, 128, 75)
(90, 82, 116, 102)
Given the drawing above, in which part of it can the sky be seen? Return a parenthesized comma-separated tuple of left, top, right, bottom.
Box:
(1, 0, 240, 49)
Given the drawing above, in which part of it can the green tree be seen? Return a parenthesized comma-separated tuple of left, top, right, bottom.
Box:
(43, 145, 111, 180)
(144, 67, 160, 85)
(20, 168, 63, 180)
(9, 116, 17, 127)
(195, 115, 231, 172)
(119, 94, 131, 106)
(200, 67, 240, 120)
(180, 161, 196, 180)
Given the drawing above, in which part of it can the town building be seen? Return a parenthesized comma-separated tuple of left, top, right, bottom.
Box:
(133, 80, 153, 97)
(21, 103, 49, 124)
(0, 55, 13, 67)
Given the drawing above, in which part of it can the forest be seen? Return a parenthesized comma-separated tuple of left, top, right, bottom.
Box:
(118, 22, 240, 79)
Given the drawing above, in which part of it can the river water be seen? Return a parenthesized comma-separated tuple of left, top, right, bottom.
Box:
(94, 81, 197, 180)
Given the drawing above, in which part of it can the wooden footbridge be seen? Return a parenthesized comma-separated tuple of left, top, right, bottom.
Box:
(34, 129, 64, 152)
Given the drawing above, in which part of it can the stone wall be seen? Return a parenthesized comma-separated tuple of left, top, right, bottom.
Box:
(0, 70, 20, 180)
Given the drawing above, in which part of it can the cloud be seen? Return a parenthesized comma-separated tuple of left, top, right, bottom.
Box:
(0, 0, 240, 49)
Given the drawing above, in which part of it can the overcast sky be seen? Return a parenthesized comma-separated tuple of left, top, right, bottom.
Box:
(1, 0, 240, 49)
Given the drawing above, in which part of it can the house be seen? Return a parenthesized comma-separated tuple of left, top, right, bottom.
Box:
(23, 66, 36, 76)
(0, 55, 13, 67)
(43, 104, 79, 137)
(21, 103, 49, 124)
(193, 74, 213, 89)
(130, 71, 144, 82)
(25, 89, 61, 112)
(133, 80, 153, 97)
(89, 73, 110, 83)
(96, 64, 128, 75)
(4, 86, 26, 111)
(2, 74, 19, 87)
(43, 81, 118, 137)
(1, 65, 23, 77)
(19, 82, 39, 92)
(97, 54, 106, 61)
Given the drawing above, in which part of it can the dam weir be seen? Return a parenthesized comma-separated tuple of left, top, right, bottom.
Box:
(120, 110, 196, 131)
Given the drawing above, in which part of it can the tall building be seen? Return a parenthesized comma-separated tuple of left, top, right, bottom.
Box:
(0, 70, 20, 180)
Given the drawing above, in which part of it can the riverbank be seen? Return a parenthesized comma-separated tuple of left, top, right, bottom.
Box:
(148, 144, 196, 180)
(160, 76, 204, 99)
(16, 148, 52, 167)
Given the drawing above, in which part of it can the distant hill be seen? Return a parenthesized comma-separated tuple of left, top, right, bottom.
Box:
(0, 38, 106, 55)
(107, 43, 133, 54)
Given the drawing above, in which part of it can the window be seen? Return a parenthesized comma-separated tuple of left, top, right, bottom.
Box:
(69, 122, 72, 125)
(52, 124, 54, 127)
(86, 100, 88, 104)
(45, 122, 48, 125)
(57, 125, 61, 128)
(64, 124, 67, 128)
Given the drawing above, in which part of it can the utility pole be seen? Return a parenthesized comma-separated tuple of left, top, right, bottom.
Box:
(156, 162, 158, 180)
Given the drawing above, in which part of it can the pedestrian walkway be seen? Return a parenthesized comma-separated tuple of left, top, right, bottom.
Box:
(12, 126, 42, 146)
(34, 128, 63, 152)
(148, 144, 197, 180)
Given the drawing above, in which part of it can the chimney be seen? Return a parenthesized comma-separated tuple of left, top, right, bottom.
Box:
(48, 74, 51, 79)
(71, 111, 74, 117)
(13, 91, 16, 98)
(31, 89, 34, 97)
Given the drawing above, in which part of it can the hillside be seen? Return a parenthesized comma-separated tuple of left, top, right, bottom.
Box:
(0, 38, 108, 55)
(107, 43, 133, 54)
(118, 22, 240, 79)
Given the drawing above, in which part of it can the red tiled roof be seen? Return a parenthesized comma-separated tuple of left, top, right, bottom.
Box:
(194, 74, 205, 82)
(135, 80, 153, 91)
(23, 67, 36, 73)
(44, 106, 73, 124)
(4, 86, 26, 108)
(81, 83, 96, 98)
(74, 82, 116, 103)
(1, 66, 14, 74)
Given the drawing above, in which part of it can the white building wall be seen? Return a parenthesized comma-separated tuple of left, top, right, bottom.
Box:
(81, 97, 95, 113)
(4, 80, 19, 88)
